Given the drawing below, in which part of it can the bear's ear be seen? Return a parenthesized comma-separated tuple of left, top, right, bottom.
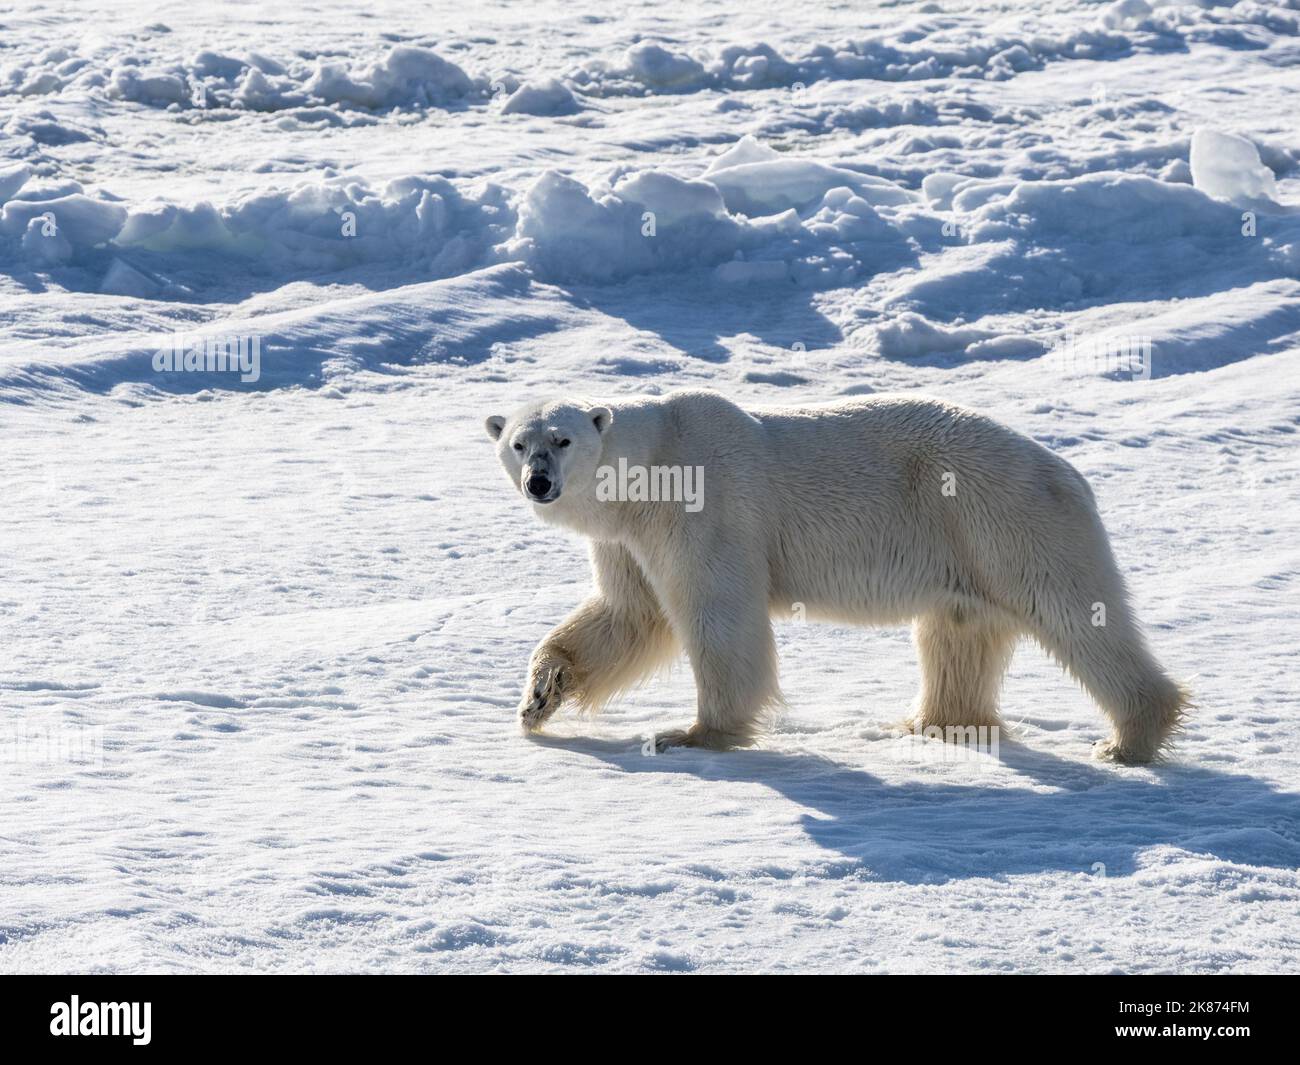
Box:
(485, 415, 506, 441)
(590, 406, 613, 434)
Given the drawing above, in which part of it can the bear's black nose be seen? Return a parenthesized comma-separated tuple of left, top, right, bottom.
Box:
(526, 474, 552, 499)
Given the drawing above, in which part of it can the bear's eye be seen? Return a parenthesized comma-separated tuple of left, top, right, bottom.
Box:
(556, 438, 570, 448)
(512, 442, 524, 452)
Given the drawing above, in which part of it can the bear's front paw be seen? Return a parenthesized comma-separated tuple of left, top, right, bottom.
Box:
(1093, 738, 1153, 765)
(519, 659, 568, 733)
(651, 725, 743, 752)
(652, 727, 695, 753)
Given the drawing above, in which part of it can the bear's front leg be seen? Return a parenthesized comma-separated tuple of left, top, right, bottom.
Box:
(518, 544, 677, 736)
(656, 547, 781, 750)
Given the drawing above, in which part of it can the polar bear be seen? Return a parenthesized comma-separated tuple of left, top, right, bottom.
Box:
(485, 390, 1188, 763)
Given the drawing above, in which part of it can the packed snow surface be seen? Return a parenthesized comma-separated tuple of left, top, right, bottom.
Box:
(2, 0, 1299, 973)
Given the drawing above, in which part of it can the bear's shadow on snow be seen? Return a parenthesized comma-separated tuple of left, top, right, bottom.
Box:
(542, 734, 1300, 884)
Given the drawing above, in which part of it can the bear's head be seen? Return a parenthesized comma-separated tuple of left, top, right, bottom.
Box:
(485, 399, 613, 511)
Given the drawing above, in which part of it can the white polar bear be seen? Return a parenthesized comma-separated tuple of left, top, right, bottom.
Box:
(485, 390, 1188, 763)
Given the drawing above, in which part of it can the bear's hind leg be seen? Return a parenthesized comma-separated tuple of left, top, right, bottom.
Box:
(1012, 525, 1188, 763)
(1031, 611, 1188, 764)
(909, 609, 1017, 737)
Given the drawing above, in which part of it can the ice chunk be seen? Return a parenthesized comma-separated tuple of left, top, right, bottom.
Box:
(971, 173, 1240, 242)
(116, 204, 179, 245)
(875, 313, 990, 359)
(804, 187, 897, 243)
(235, 67, 295, 111)
(623, 43, 708, 92)
(19, 71, 63, 95)
(705, 159, 914, 217)
(190, 51, 247, 80)
(501, 78, 580, 116)
(109, 175, 502, 277)
(1100, 0, 1152, 31)
(705, 134, 781, 174)
(5, 179, 84, 202)
(110, 67, 190, 106)
(2, 194, 126, 246)
(1190, 129, 1280, 207)
(306, 46, 474, 109)
(116, 201, 232, 251)
(921, 172, 968, 211)
(964, 335, 1047, 359)
(1160, 159, 1192, 185)
(0, 163, 32, 204)
(511, 168, 744, 281)
(21, 215, 72, 264)
(713, 44, 798, 88)
(614, 170, 730, 225)
(951, 179, 1018, 212)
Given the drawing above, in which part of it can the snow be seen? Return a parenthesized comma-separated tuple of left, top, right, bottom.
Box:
(2, 0, 1299, 974)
